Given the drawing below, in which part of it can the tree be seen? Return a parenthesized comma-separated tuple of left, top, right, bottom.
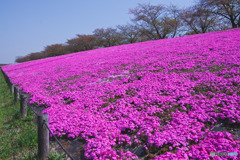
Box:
(15, 56, 24, 63)
(117, 24, 140, 44)
(15, 56, 29, 63)
(15, 52, 45, 63)
(163, 5, 182, 37)
(66, 34, 97, 53)
(201, 0, 240, 28)
(44, 44, 67, 57)
(181, 2, 218, 34)
(28, 52, 45, 60)
(93, 28, 121, 47)
(129, 3, 172, 40)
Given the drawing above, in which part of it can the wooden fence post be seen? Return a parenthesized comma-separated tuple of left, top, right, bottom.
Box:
(37, 114, 49, 160)
(9, 80, 14, 94)
(20, 93, 28, 118)
(14, 86, 19, 103)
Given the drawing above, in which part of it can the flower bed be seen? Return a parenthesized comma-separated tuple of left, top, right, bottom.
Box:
(2, 28, 240, 159)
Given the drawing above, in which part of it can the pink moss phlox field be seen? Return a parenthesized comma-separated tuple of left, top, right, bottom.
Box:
(2, 28, 240, 159)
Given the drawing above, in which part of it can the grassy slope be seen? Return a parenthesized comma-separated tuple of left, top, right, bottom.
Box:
(0, 71, 38, 159)
(0, 71, 67, 160)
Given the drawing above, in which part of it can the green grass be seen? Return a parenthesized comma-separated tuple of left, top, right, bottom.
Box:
(0, 71, 68, 160)
(48, 152, 67, 160)
(0, 71, 38, 159)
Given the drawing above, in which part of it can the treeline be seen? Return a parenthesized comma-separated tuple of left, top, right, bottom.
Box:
(16, 0, 240, 63)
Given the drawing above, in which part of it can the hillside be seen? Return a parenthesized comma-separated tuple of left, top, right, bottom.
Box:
(2, 28, 240, 159)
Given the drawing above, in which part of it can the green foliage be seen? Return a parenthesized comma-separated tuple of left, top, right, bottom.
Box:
(48, 152, 67, 160)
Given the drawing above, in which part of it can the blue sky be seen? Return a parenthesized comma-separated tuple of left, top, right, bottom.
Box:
(0, 0, 195, 64)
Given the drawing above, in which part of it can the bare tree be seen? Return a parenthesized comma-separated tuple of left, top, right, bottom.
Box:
(67, 34, 97, 53)
(181, 2, 218, 34)
(129, 3, 171, 40)
(93, 28, 121, 47)
(28, 52, 45, 60)
(117, 24, 140, 44)
(201, 0, 240, 28)
(15, 51, 45, 63)
(164, 5, 182, 37)
(15, 56, 30, 63)
(44, 44, 67, 57)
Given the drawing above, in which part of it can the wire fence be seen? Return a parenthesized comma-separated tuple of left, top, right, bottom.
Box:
(30, 100, 77, 160)
(1, 68, 76, 160)
(43, 121, 75, 160)
(28, 105, 75, 160)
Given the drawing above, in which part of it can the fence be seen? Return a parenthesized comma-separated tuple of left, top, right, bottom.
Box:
(1, 69, 75, 160)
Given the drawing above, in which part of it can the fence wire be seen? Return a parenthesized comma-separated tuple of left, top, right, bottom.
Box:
(43, 121, 75, 160)
(28, 105, 39, 116)
(29, 104, 75, 160)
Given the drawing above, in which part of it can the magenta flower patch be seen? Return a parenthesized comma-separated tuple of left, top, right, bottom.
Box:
(2, 28, 240, 159)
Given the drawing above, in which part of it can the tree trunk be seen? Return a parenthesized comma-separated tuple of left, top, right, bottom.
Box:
(238, 17, 240, 28)
(230, 16, 237, 28)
